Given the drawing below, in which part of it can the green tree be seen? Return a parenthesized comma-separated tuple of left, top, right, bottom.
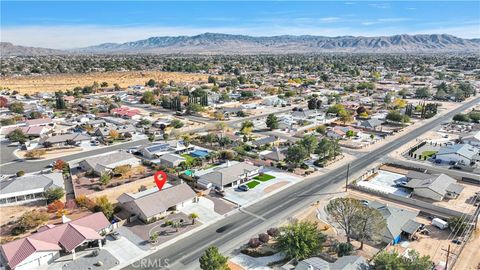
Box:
(6, 129, 27, 144)
(141, 91, 155, 104)
(373, 250, 432, 270)
(240, 120, 254, 134)
(266, 114, 279, 130)
(8, 102, 24, 114)
(145, 79, 156, 87)
(453, 113, 470, 122)
(44, 187, 65, 204)
(300, 134, 318, 155)
(286, 144, 309, 166)
(415, 87, 431, 99)
(448, 216, 468, 234)
(276, 220, 326, 261)
(199, 246, 229, 270)
(339, 110, 353, 124)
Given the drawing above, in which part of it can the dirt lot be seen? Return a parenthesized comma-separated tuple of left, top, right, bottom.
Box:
(388, 216, 455, 267)
(1, 71, 209, 93)
(454, 227, 480, 270)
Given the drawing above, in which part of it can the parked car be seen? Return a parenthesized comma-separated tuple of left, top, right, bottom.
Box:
(238, 185, 249, 192)
(214, 186, 226, 196)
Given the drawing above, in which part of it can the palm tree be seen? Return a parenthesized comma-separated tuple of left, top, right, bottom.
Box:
(189, 213, 199, 225)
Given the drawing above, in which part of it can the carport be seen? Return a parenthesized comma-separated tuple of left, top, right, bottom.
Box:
(401, 219, 422, 240)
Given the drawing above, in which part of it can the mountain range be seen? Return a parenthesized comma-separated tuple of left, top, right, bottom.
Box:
(2, 33, 480, 56)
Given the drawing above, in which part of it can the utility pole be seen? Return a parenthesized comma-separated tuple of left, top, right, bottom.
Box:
(445, 244, 450, 270)
(345, 163, 350, 192)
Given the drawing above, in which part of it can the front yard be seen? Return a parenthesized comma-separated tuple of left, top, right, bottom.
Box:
(253, 173, 276, 182)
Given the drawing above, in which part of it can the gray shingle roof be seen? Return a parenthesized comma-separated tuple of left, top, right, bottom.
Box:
(437, 144, 479, 160)
(199, 162, 259, 186)
(40, 133, 90, 144)
(368, 201, 419, 240)
(405, 174, 459, 197)
(82, 151, 137, 169)
(125, 183, 196, 218)
(0, 173, 64, 196)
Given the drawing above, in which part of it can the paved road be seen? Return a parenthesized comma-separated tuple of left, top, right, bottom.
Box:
(0, 139, 149, 174)
(123, 97, 480, 270)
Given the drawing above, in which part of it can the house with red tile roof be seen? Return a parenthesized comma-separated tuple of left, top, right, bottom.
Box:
(0, 212, 110, 270)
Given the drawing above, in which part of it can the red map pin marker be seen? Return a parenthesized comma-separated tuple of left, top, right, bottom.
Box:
(154, 170, 167, 191)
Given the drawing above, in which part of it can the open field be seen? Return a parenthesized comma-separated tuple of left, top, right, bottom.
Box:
(1, 71, 209, 93)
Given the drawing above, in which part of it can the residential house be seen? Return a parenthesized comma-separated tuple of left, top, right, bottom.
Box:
(261, 147, 286, 162)
(368, 201, 420, 244)
(25, 118, 53, 127)
(0, 173, 64, 206)
(197, 161, 261, 188)
(39, 133, 91, 147)
(111, 107, 141, 120)
(404, 171, 464, 201)
(250, 136, 280, 149)
(139, 141, 193, 159)
(159, 153, 186, 168)
(93, 125, 136, 139)
(0, 212, 110, 270)
(2, 126, 48, 138)
(296, 255, 370, 270)
(118, 183, 196, 223)
(461, 131, 480, 147)
(357, 118, 385, 131)
(436, 144, 479, 165)
(78, 151, 140, 176)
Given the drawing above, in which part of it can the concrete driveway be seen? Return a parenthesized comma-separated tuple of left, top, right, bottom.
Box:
(104, 236, 146, 263)
(224, 170, 301, 206)
(181, 196, 221, 223)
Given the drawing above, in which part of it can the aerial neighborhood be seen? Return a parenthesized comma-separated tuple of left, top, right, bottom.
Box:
(1, 3, 480, 268)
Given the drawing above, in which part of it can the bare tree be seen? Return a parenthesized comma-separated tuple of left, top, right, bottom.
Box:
(352, 206, 386, 249)
(325, 198, 361, 242)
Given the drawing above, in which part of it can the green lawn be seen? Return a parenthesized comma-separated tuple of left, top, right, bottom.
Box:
(246, 180, 261, 189)
(421, 150, 437, 157)
(181, 154, 195, 164)
(253, 173, 276, 182)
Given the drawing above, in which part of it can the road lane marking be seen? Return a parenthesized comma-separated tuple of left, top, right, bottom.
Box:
(239, 208, 266, 221)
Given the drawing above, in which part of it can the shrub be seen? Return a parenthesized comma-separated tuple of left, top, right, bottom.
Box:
(337, 242, 354, 257)
(44, 187, 65, 204)
(18, 210, 49, 229)
(16, 171, 25, 177)
(267, 227, 280, 237)
(258, 233, 270, 243)
(75, 195, 95, 209)
(11, 226, 26, 236)
(47, 200, 65, 213)
(248, 238, 261, 248)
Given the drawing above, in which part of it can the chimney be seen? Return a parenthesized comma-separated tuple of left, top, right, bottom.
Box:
(226, 160, 231, 167)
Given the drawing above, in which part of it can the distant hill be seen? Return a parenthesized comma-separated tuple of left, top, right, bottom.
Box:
(74, 33, 480, 54)
(3, 33, 480, 55)
(0, 42, 66, 56)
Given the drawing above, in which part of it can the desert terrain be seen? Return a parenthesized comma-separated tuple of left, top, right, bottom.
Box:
(1, 71, 209, 93)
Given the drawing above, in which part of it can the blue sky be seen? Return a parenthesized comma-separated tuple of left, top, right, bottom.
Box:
(1, 1, 479, 49)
